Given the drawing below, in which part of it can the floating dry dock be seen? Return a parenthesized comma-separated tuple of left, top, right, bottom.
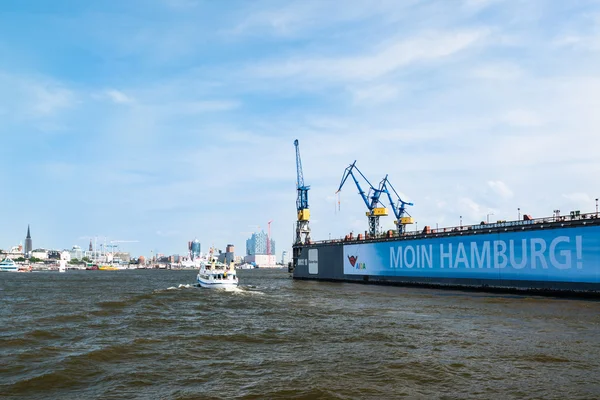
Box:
(292, 213, 600, 296)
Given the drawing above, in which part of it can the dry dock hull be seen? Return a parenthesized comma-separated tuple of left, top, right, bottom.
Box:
(293, 223, 600, 296)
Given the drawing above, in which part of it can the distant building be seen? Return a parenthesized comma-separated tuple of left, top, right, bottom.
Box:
(24, 225, 32, 258)
(246, 231, 275, 256)
(47, 250, 61, 260)
(217, 244, 235, 265)
(113, 252, 131, 263)
(4, 244, 25, 260)
(189, 239, 201, 260)
(69, 245, 84, 260)
(61, 251, 71, 262)
(245, 232, 276, 267)
(31, 249, 48, 260)
(244, 254, 277, 267)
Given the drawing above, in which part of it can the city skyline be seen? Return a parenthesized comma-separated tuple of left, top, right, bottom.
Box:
(1, 1, 599, 257)
(0, 223, 277, 261)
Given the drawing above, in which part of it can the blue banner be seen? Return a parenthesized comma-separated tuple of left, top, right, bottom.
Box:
(343, 226, 600, 282)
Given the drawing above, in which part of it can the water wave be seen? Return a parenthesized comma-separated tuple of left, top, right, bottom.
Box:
(1, 268, 599, 399)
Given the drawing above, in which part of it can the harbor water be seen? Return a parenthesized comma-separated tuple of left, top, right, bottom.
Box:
(1, 269, 599, 399)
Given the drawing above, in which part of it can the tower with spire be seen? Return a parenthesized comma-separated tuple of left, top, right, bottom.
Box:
(24, 225, 32, 258)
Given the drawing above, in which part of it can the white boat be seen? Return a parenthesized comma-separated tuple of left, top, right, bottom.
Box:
(196, 260, 238, 289)
(237, 263, 255, 270)
(0, 258, 18, 272)
(0, 258, 29, 272)
(180, 259, 200, 269)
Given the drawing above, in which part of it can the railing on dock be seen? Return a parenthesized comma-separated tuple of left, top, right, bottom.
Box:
(302, 211, 600, 246)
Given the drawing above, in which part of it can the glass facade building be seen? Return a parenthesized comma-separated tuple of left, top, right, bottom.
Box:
(190, 239, 201, 259)
(246, 231, 276, 256)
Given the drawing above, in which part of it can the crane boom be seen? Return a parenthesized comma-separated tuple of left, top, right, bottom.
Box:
(336, 161, 388, 236)
(295, 139, 305, 189)
(337, 161, 371, 209)
(294, 139, 310, 213)
(380, 177, 414, 234)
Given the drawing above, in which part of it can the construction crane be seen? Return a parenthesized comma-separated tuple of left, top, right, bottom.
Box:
(336, 161, 389, 237)
(379, 175, 414, 235)
(294, 139, 310, 245)
(267, 220, 273, 256)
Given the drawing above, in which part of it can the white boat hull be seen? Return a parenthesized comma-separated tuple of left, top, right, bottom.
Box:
(196, 277, 238, 289)
(0, 258, 20, 272)
(196, 267, 238, 289)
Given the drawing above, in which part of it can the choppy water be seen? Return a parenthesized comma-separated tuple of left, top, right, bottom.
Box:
(1, 269, 600, 399)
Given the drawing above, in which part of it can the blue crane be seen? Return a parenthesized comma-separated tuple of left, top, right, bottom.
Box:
(336, 161, 389, 237)
(294, 139, 310, 244)
(379, 175, 414, 234)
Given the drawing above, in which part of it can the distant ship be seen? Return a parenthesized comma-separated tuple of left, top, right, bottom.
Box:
(0, 258, 31, 273)
(0, 258, 18, 272)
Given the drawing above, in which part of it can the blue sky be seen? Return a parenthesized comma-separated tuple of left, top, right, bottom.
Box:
(1, 0, 599, 258)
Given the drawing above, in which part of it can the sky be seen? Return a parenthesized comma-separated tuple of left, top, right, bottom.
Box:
(1, 0, 599, 259)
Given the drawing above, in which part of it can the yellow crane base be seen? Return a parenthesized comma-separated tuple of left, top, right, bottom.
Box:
(366, 207, 388, 217)
(298, 209, 310, 221)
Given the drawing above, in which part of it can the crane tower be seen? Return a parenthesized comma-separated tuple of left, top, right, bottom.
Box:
(294, 139, 311, 245)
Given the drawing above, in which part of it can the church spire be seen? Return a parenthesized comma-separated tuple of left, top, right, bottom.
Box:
(24, 224, 33, 258)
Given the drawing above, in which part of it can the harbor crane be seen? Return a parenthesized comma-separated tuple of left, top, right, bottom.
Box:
(379, 176, 414, 235)
(336, 161, 389, 237)
(267, 220, 273, 256)
(294, 139, 310, 245)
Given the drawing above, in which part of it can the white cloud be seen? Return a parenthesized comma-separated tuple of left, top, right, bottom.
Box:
(250, 30, 487, 82)
(554, 34, 600, 51)
(502, 110, 543, 127)
(0, 72, 75, 127)
(472, 63, 523, 80)
(228, 1, 415, 37)
(174, 100, 239, 114)
(488, 181, 514, 199)
(458, 197, 484, 222)
(28, 83, 74, 116)
(104, 89, 134, 104)
(351, 84, 399, 105)
(463, 0, 501, 10)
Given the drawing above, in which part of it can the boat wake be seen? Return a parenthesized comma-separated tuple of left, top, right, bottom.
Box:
(166, 284, 194, 290)
(229, 286, 265, 295)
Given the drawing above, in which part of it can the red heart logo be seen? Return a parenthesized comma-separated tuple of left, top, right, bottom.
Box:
(348, 255, 358, 267)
